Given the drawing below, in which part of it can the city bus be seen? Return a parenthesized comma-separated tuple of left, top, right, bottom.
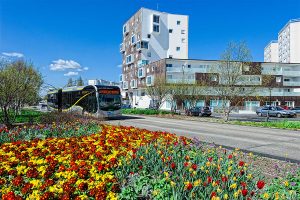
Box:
(47, 85, 122, 118)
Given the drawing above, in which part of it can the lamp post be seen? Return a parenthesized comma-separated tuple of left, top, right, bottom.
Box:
(267, 87, 272, 122)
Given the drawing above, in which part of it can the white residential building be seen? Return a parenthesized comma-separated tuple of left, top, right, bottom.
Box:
(264, 40, 278, 62)
(278, 19, 300, 63)
(266, 19, 300, 63)
(120, 7, 189, 105)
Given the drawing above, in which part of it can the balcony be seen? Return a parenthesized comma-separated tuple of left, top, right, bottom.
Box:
(120, 43, 125, 53)
(283, 81, 300, 86)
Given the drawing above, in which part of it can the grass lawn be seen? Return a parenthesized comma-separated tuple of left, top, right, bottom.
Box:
(231, 120, 300, 130)
(0, 109, 44, 124)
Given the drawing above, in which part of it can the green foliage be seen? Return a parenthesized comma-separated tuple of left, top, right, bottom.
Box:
(0, 60, 43, 127)
(121, 108, 174, 115)
(115, 142, 265, 199)
(264, 169, 299, 199)
(232, 120, 300, 130)
(0, 119, 100, 144)
(0, 109, 44, 124)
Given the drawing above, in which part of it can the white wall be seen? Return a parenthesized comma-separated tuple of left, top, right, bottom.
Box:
(140, 8, 189, 63)
(167, 14, 188, 59)
(290, 21, 300, 63)
(264, 42, 278, 62)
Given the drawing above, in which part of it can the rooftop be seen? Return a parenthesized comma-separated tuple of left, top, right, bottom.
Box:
(279, 18, 300, 34)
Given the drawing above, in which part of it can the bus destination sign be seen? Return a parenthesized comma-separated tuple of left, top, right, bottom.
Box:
(99, 89, 120, 95)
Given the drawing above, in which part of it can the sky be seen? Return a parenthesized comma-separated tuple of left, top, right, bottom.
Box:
(1, 0, 300, 89)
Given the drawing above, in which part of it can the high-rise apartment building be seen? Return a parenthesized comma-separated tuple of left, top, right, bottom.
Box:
(120, 8, 188, 100)
(264, 19, 300, 63)
(264, 41, 278, 62)
(278, 19, 300, 63)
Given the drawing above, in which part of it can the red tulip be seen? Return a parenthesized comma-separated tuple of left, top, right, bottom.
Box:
(257, 180, 265, 189)
(228, 154, 233, 159)
(242, 189, 248, 196)
(171, 162, 176, 169)
(239, 161, 245, 167)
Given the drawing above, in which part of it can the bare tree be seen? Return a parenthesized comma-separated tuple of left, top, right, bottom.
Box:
(0, 60, 43, 128)
(211, 41, 259, 121)
(146, 75, 170, 110)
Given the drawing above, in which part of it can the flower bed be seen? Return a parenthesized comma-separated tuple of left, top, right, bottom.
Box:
(0, 125, 299, 199)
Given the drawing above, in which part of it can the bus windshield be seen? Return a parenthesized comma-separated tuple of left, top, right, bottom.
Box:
(98, 94, 121, 111)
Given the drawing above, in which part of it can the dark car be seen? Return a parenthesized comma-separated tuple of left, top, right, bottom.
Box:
(256, 106, 296, 118)
(199, 106, 212, 117)
(121, 104, 131, 109)
(291, 107, 300, 114)
(186, 106, 212, 117)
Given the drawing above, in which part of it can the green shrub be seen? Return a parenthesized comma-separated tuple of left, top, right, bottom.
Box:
(121, 108, 173, 115)
(232, 120, 300, 130)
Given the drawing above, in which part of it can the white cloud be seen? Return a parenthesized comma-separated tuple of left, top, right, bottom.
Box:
(83, 67, 88, 70)
(117, 64, 122, 68)
(64, 71, 78, 76)
(50, 59, 82, 71)
(2, 52, 24, 58)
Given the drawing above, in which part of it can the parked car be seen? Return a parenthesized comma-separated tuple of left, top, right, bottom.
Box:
(121, 104, 131, 109)
(256, 106, 296, 118)
(291, 106, 300, 114)
(186, 106, 212, 117)
(199, 106, 212, 117)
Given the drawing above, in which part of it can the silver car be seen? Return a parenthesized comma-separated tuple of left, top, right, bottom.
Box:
(291, 107, 300, 114)
(256, 106, 296, 118)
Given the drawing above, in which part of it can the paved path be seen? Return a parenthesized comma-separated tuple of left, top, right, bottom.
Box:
(108, 115, 300, 163)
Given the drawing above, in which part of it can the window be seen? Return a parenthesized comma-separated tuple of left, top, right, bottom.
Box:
(284, 78, 290, 82)
(147, 52, 151, 57)
(123, 24, 128, 34)
(166, 64, 173, 67)
(182, 38, 186, 43)
(210, 75, 217, 81)
(181, 30, 186, 34)
(177, 20, 181, 25)
(169, 55, 173, 59)
(176, 47, 180, 51)
(126, 55, 133, 64)
(167, 75, 173, 79)
(138, 68, 145, 78)
(243, 65, 250, 71)
(187, 64, 191, 68)
(131, 35, 136, 44)
(147, 34, 151, 39)
(276, 77, 282, 83)
(153, 24, 160, 32)
(141, 41, 149, 49)
(146, 76, 153, 86)
(153, 15, 160, 23)
(169, 29, 173, 33)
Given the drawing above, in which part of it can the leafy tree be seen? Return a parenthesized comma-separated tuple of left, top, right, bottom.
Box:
(0, 60, 43, 128)
(146, 75, 170, 110)
(212, 41, 257, 121)
(77, 76, 84, 86)
(67, 78, 73, 87)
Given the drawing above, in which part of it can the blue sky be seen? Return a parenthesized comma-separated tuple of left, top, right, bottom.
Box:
(1, 0, 299, 89)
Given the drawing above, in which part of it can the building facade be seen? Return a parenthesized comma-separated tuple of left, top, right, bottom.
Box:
(265, 18, 300, 63)
(264, 41, 278, 62)
(120, 8, 188, 103)
(121, 58, 300, 112)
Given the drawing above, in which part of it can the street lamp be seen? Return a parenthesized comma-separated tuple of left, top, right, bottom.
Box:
(267, 87, 272, 122)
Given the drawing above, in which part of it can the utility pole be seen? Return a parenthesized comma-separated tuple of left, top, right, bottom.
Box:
(266, 87, 272, 122)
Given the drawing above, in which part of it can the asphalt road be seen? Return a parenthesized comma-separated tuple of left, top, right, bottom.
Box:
(108, 115, 300, 163)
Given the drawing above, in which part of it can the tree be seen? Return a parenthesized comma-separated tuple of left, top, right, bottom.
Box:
(0, 60, 43, 128)
(211, 41, 257, 121)
(67, 78, 73, 87)
(77, 76, 84, 86)
(146, 75, 170, 110)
